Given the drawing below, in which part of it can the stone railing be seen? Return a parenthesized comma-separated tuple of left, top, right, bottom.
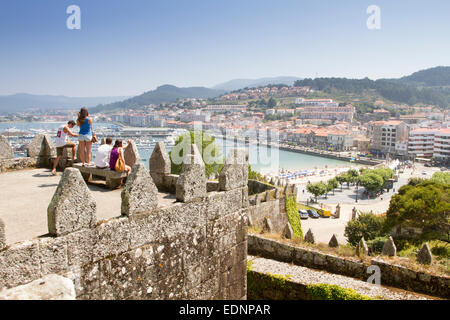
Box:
(248, 234, 450, 299)
(0, 143, 249, 300)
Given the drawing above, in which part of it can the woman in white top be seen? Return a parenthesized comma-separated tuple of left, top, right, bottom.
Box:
(52, 120, 79, 175)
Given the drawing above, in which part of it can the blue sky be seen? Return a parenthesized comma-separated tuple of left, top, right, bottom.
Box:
(1, 0, 449, 97)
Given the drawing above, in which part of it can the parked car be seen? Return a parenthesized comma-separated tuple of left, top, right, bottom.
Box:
(307, 209, 320, 219)
(422, 171, 428, 175)
(298, 209, 309, 220)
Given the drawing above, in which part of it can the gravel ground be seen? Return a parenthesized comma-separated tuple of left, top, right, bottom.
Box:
(248, 255, 438, 300)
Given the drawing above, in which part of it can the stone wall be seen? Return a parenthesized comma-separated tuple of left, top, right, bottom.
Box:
(0, 134, 55, 172)
(0, 144, 249, 300)
(247, 180, 297, 234)
(248, 234, 450, 299)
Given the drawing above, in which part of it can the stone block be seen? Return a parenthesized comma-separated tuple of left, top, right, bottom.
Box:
(356, 237, 369, 257)
(123, 139, 141, 167)
(382, 236, 397, 257)
(328, 234, 339, 248)
(0, 135, 14, 159)
(417, 243, 432, 265)
(149, 142, 171, 188)
(66, 229, 96, 266)
(39, 236, 68, 275)
(47, 168, 97, 236)
(283, 222, 294, 239)
(176, 144, 207, 202)
(304, 228, 315, 244)
(93, 217, 130, 262)
(218, 149, 248, 191)
(0, 274, 76, 300)
(121, 163, 158, 216)
(0, 240, 41, 289)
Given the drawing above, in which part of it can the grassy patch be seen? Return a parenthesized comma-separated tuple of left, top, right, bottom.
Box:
(306, 284, 373, 300)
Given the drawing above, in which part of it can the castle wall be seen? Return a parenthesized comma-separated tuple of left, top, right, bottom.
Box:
(0, 143, 249, 300)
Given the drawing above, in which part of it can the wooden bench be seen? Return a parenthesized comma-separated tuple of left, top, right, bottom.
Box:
(73, 163, 127, 189)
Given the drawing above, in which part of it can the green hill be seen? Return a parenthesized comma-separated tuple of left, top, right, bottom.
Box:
(398, 66, 450, 87)
(293, 67, 450, 108)
(92, 85, 224, 113)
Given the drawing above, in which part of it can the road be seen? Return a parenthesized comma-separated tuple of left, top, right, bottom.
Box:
(297, 164, 442, 244)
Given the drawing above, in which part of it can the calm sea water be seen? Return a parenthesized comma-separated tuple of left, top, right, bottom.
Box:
(1, 122, 355, 174)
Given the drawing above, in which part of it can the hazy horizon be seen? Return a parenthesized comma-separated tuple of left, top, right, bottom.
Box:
(1, 0, 449, 97)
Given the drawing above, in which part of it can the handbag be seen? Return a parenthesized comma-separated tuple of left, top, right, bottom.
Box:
(91, 122, 98, 143)
(115, 148, 125, 172)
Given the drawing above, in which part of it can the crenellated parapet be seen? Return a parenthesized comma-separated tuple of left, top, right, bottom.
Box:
(0, 142, 249, 300)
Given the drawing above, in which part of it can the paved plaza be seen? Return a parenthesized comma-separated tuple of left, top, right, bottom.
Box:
(0, 168, 176, 245)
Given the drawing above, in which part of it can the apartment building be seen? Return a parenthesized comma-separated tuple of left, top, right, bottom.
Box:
(408, 128, 450, 162)
(205, 105, 246, 113)
(299, 105, 355, 123)
(434, 129, 450, 162)
(408, 128, 436, 158)
(368, 120, 409, 156)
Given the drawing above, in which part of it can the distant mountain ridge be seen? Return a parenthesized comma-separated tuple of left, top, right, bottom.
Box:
(91, 85, 225, 113)
(213, 76, 303, 91)
(0, 93, 130, 114)
(396, 66, 450, 87)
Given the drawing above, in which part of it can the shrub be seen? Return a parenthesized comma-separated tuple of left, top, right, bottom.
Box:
(386, 180, 450, 242)
(285, 196, 303, 240)
(306, 284, 373, 300)
(366, 236, 388, 254)
(344, 212, 387, 247)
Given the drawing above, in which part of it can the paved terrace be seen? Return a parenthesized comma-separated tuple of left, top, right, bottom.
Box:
(0, 168, 176, 245)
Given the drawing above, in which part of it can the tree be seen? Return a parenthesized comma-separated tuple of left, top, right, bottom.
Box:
(169, 130, 223, 178)
(267, 97, 277, 108)
(385, 180, 450, 242)
(344, 212, 387, 247)
(327, 178, 339, 196)
(358, 172, 384, 194)
(307, 182, 328, 202)
(372, 167, 394, 183)
(431, 172, 450, 185)
(336, 174, 346, 191)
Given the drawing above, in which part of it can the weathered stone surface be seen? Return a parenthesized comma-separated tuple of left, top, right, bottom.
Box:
(149, 141, 171, 188)
(382, 236, 397, 257)
(328, 234, 339, 248)
(0, 274, 76, 300)
(39, 237, 68, 275)
(93, 217, 130, 262)
(304, 228, 315, 244)
(27, 134, 56, 158)
(121, 163, 158, 216)
(218, 149, 248, 191)
(47, 168, 97, 236)
(263, 217, 273, 233)
(356, 237, 369, 257)
(0, 218, 5, 251)
(0, 240, 41, 289)
(123, 140, 141, 167)
(265, 191, 271, 202)
(283, 223, 294, 239)
(0, 136, 14, 159)
(417, 243, 432, 265)
(176, 144, 207, 202)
